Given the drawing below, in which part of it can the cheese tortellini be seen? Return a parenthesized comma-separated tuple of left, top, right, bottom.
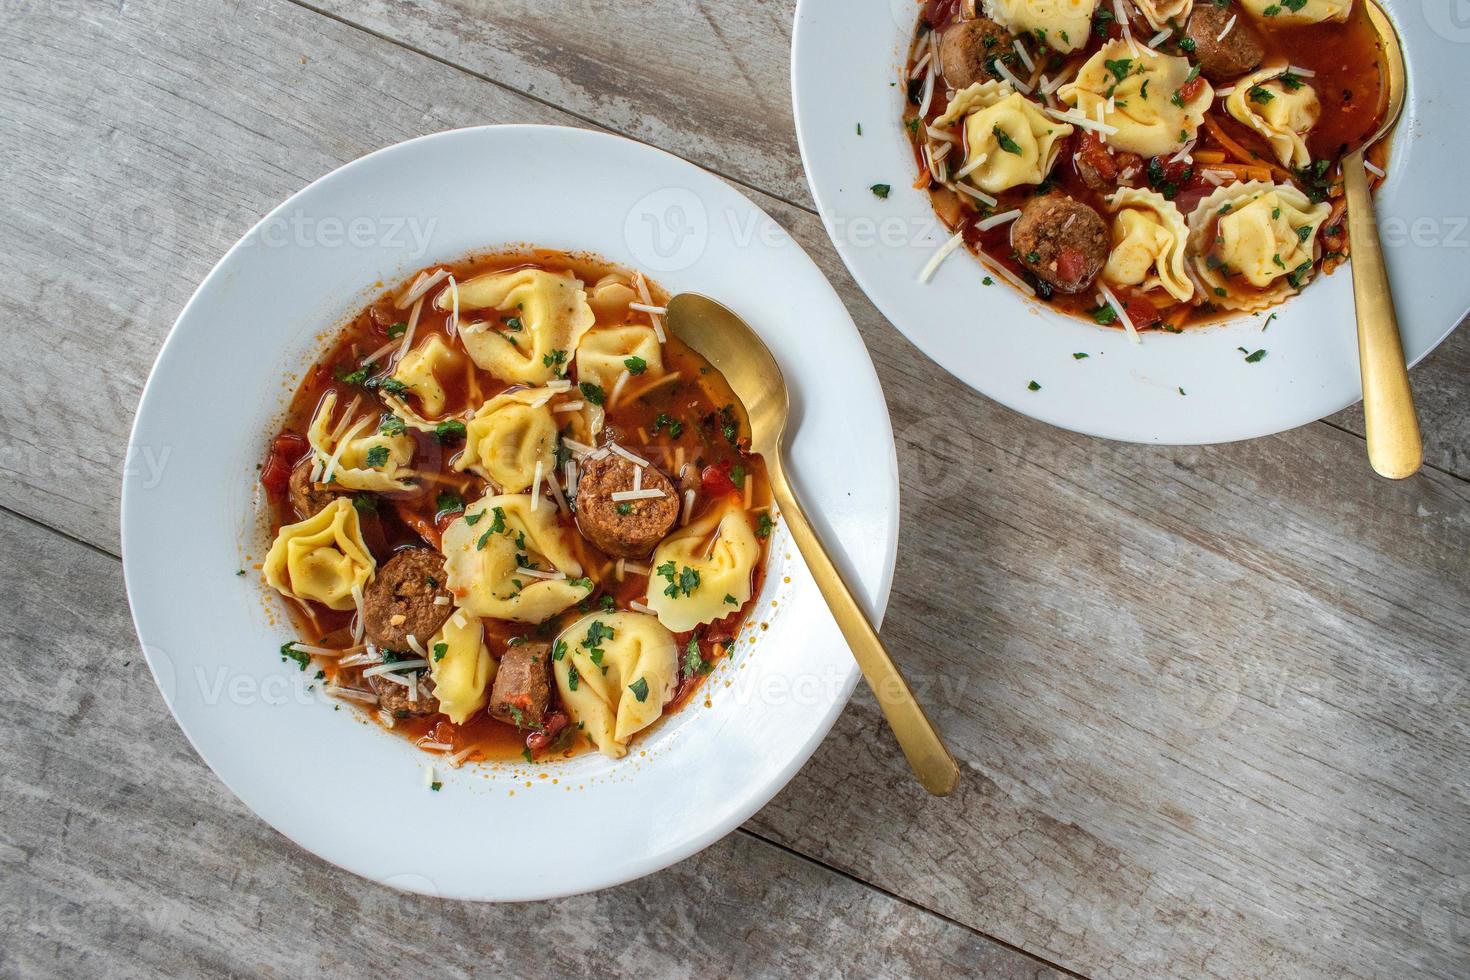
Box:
(390, 335, 461, 417)
(644, 500, 761, 633)
(263, 497, 375, 611)
(552, 611, 679, 759)
(935, 81, 1074, 195)
(445, 268, 596, 386)
(1133, 0, 1193, 32)
(454, 387, 560, 492)
(984, 0, 1099, 53)
(575, 324, 665, 395)
(440, 493, 592, 623)
(427, 612, 496, 725)
(1238, 0, 1352, 25)
(1226, 69, 1321, 169)
(1059, 42, 1214, 157)
(306, 390, 418, 493)
(1186, 181, 1331, 311)
(586, 272, 638, 321)
(1103, 188, 1194, 303)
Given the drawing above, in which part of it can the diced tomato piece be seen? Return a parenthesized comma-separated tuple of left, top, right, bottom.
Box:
(526, 711, 568, 753)
(260, 431, 308, 497)
(1177, 76, 1208, 103)
(923, 0, 962, 29)
(1075, 131, 1117, 182)
(1055, 248, 1089, 285)
(700, 461, 738, 498)
(1124, 298, 1163, 330)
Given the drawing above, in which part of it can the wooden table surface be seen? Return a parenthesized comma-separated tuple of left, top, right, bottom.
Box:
(3, 2, 1467, 977)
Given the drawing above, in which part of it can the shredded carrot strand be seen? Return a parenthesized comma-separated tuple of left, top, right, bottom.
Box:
(1203, 117, 1293, 182)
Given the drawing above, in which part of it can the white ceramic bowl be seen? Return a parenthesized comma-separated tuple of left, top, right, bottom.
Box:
(121, 126, 899, 901)
(793, 0, 1470, 443)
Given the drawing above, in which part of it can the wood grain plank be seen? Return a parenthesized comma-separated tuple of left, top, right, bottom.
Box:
(0, 507, 1061, 980)
(1, 2, 1468, 978)
(299, 0, 1470, 483)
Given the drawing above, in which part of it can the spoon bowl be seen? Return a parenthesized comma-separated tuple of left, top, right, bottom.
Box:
(667, 293, 961, 796)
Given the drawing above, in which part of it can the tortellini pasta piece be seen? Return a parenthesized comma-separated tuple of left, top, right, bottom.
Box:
(440, 493, 592, 623)
(443, 268, 596, 386)
(575, 325, 665, 396)
(1238, 0, 1352, 26)
(306, 390, 418, 493)
(984, 0, 1099, 53)
(427, 612, 496, 725)
(390, 335, 461, 417)
(935, 81, 1074, 195)
(1058, 42, 1214, 157)
(586, 272, 638, 321)
(263, 497, 375, 611)
(1226, 69, 1321, 169)
(1133, 0, 1192, 32)
(1186, 181, 1330, 312)
(1103, 188, 1195, 303)
(455, 385, 603, 491)
(644, 500, 761, 633)
(552, 611, 679, 759)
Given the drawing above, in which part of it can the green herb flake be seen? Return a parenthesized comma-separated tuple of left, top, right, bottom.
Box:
(433, 642, 448, 663)
(992, 126, 1023, 155)
(435, 419, 466, 443)
(870, 183, 892, 199)
(624, 355, 648, 375)
(579, 382, 606, 406)
(279, 643, 310, 671)
(629, 677, 650, 703)
(1072, 352, 1089, 360)
(1027, 380, 1042, 391)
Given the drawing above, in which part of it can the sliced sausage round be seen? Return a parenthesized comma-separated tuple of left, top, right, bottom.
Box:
(369, 670, 439, 718)
(1011, 194, 1110, 295)
(288, 457, 339, 520)
(1185, 2, 1265, 81)
(575, 453, 680, 559)
(363, 547, 454, 652)
(489, 642, 551, 729)
(938, 18, 1015, 90)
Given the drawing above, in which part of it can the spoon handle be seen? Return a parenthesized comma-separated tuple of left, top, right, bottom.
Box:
(767, 452, 960, 796)
(1343, 151, 1422, 480)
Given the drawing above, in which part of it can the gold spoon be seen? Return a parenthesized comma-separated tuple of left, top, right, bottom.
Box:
(1344, 0, 1420, 479)
(667, 293, 961, 796)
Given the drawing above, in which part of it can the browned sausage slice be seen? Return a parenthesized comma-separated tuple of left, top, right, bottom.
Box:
(288, 457, 340, 520)
(363, 548, 454, 651)
(369, 670, 439, 718)
(489, 642, 551, 729)
(1185, 2, 1265, 81)
(575, 453, 680, 559)
(938, 18, 1016, 91)
(1010, 194, 1110, 295)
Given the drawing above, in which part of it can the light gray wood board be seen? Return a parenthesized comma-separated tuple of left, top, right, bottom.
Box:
(301, 0, 1470, 482)
(0, 508, 1062, 980)
(1, 1, 1467, 978)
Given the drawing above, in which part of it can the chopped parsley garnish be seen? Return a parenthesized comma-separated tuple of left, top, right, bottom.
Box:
(1179, 37, 1196, 52)
(1285, 261, 1313, 289)
(364, 445, 390, 468)
(655, 560, 701, 598)
(337, 364, 372, 386)
(434, 419, 466, 443)
(629, 677, 650, 703)
(568, 576, 593, 591)
(599, 594, 615, 612)
(552, 640, 568, 661)
(731, 464, 746, 486)
(377, 378, 411, 397)
(1279, 71, 1304, 91)
(521, 746, 533, 764)
(1027, 380, 1042, 391)
(1238, 347, 1267, 363)
(503, 316, 523, 331)
(992, 126, 1023, 155)
(724, 593, 738, 606)
(579, 382, 606, 406)
(430, 781, 442, 791)
(624, 355, 648, 375)
(755, 513, 774, 539)
(616, 502, 633, 515)
(279, 643, 310, 671)
(488, 507, 507, 534)
(682, 637, 711, 680)
(386, 321, 408, 339)
(352, 495, 378, 515)
(1093, 8, 1115, 37)
(567, 663, 580, 692)
(718, 405, 740, 446)
(542, 349, 568, 371)
(1091, 304, 1119, 326)
(653, 413, 684, 438)
(1248, 85, 1275, 105)
(463, 509, 484, 525)
(379, 413, 407, 436)
(432, 643, 448, 662)
(1104, 58, 1133, 83)
(870, 184, 892, 199)
(1073, 352, 1089, 360)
